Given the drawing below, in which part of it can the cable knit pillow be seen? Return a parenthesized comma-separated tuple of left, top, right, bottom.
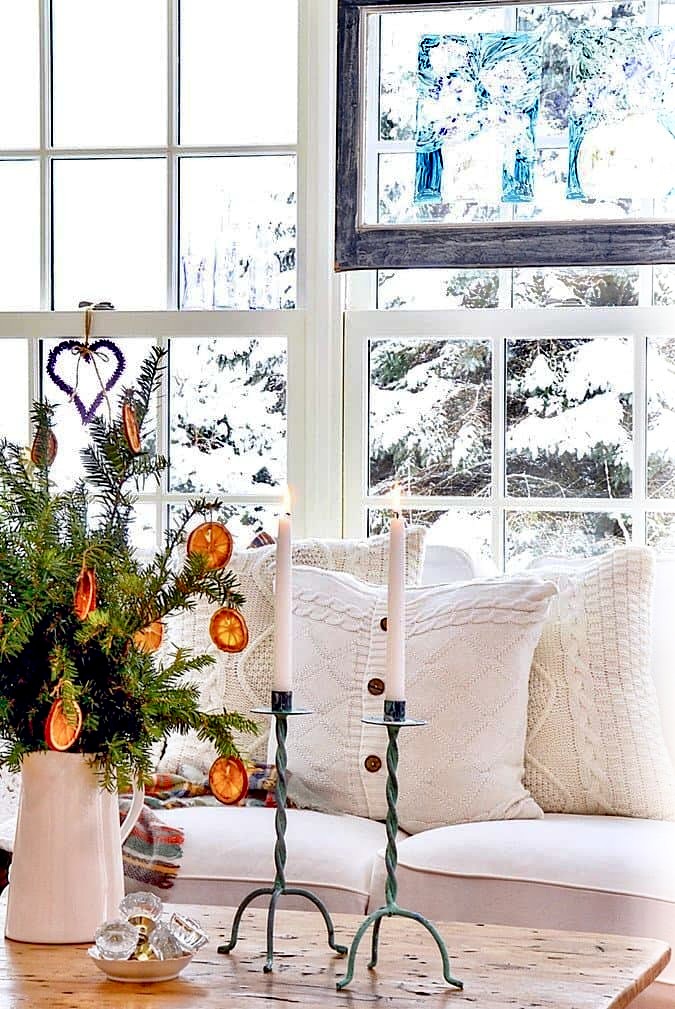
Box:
(158, 528, 427, 772)
(283, 567, 556, 833)
(525, 547, 675, 819)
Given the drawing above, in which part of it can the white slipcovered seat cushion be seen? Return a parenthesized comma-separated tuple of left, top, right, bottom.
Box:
(144, 805, 393, 915)
(369, 813, 675, 984)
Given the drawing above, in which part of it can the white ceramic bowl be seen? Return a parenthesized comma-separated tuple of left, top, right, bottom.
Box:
(87, 947, 194, 983)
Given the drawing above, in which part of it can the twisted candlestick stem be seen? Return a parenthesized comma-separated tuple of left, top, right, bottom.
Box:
(384, 725, 399, 907)
(273, 715, 288, 891)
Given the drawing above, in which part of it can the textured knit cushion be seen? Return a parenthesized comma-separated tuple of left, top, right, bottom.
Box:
(284, 567, 556, 833)
(525, 547, 675, 820)
(158, 529, 427, 772)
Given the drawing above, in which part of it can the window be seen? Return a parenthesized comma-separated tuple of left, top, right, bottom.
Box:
(336, 0, 675, 268)
(0, 0, 310, 551)
(344, 262, 675, 567)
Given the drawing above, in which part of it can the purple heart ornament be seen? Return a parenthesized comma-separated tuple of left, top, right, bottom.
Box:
(46, 339, 126, 424)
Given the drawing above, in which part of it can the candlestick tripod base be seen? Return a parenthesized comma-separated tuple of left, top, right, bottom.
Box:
(336, 713, 464, 992)
(217, 703, 347, 973)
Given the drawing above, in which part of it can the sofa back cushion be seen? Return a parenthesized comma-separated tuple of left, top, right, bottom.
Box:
(284, 567, 555, 833)
(526, 547, 675, 820)
(649, 556, 675, 765)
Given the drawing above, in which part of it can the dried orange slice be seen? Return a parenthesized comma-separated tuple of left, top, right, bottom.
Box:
(209, 607, 249, 653)
(122, 402, 141, 455)
(133, 620, 164, 654)
(30, 429, 57, 467)
(209, 756, 248, 805)
(187, 522, 233, 570)
(45, 698, 82, 752)
(74, 568, 97, 620)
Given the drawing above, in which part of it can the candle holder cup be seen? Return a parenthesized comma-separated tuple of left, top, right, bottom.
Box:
(336, 699, 464, 992)
(218, 691, 347, 973)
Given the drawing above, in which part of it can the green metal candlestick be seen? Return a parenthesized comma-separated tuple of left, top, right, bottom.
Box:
(218, 690, 347, 973)
(336, 699, 464, 991)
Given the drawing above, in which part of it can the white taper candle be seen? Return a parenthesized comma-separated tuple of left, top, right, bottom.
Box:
(385, 484, 406, 702)
(273, 487, 293, 693)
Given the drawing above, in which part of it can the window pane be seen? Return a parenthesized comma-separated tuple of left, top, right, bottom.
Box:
(378, 151, 501, 226)
(180, 156, 296, 310)
(369, 339, 491, 497)
(654, 266, 675, 305)
(377, 269, 499, 310)
(647, 512, 675, 552)
(0, 161, 40, 309)
(506, 339, 632, 498)
(53, 159, 167, 310)
(42, 338, 154, 489)
(130, 502, 158, 561)
(172, 502, 279, 550)
(0, 340, 29, 445)
(506, 510, 632, 569)
(369, 507, 492, 561)
(180, 0, 297, 145)
(379, 7, 507, 142)
(648, 338, 675, 498)
(0, 0, 39, 148)
(52, 0, 167, 147)
(513, 267, 639, 308)
(169, 337, 287, 495)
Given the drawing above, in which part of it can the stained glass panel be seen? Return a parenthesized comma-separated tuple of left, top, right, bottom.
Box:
(568, 27, 675, 202)
(363, 2, 675, 228)
(415, 32, 544, 205)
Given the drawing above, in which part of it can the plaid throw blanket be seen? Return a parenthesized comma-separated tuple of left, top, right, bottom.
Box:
(120, 762, 282, 891)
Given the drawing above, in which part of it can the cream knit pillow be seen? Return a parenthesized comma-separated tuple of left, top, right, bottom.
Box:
(525, 547, 675, 819)
(284, 567, 556, 833)
(158, 528, 427, 772)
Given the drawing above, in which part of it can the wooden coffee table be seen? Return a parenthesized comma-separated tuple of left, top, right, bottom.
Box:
(0, 904, 669, 1007)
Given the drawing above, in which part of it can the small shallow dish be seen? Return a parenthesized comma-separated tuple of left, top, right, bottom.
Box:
(87, 947, 194, 983)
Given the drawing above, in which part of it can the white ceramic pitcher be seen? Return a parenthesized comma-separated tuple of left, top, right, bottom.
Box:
(5, 751, 144, 943)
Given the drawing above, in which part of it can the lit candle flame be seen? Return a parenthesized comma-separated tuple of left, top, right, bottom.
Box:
(282, 485, 292, 515)
(391, 482, 401, 517)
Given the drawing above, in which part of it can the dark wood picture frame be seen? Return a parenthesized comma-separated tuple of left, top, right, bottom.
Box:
(335, 0, 675, 271)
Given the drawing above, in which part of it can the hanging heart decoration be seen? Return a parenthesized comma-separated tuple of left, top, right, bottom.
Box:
(46, 338, 126, 425)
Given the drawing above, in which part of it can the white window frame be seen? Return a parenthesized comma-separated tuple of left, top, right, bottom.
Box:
(343, 301, 675, 569)
(0, 0, 345, 544)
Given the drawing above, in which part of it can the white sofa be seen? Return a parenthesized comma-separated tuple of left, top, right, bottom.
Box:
(152, 547, 675, 1007)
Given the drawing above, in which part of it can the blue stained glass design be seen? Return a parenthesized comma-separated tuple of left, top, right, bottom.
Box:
(414, 32, 544, 206)
(568, 27, 675, 201)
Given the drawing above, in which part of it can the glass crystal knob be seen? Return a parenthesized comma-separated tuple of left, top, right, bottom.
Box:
(94, 919, 140, 960)
(119, 891, 163, 931)
(149, 921, 185, 960)
(168, 912, 209, 952)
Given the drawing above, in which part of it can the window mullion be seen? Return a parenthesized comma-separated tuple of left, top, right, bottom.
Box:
(40, 0, 52, 311)
(493, 333, 506, 571)
(633, 332, 648, 546)
(167, 0, 179, 311)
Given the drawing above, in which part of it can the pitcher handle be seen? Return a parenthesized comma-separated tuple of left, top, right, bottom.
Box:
(120, 778, 145, 844)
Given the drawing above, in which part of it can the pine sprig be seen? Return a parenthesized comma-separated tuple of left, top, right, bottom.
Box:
(0, 347, 257, 785)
